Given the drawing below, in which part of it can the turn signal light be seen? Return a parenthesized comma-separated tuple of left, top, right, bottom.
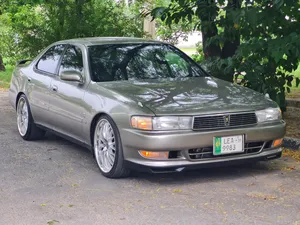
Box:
(131, 116, 152, 130)
(139, 151, 169, 159)
(273, 138, 283, 147)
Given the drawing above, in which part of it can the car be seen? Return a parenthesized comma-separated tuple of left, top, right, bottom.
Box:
(8, 37, 286, 178)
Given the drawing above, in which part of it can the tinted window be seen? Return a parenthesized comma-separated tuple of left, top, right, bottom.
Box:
(88, 44, 207, 82)
(37, 45, 65, 74)
(59, 45, 83, 74)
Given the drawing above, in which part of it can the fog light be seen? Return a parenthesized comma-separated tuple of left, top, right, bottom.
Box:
(273, 138, 283, 147)
(139, 150, 169, 159)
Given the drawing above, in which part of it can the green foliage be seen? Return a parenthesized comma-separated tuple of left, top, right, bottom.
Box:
(3, 4, 50, 63)
(232, 0, 300, 109)
(154, 0, 196, 45)
(156, 21, 193, 45)
(191, 53, 204, 64)
(0, 64, 13, 88)
(139, 0, 195, 45)
(0, 0, 144, 62)
(191, 42, 204, 63)
(151, 0, 300, 109)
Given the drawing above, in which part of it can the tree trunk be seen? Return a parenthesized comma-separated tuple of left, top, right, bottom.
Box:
(220, 0, 242, 82)
(221, 0, 241, 59)
(201, 24, 221, 59)
(0, 55, 5, 72)
(199, 0, 221, 59)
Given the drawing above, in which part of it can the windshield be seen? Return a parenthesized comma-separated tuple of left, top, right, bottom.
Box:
(88, 43, 208, 82)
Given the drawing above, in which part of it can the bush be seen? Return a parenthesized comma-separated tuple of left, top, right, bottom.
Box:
(151, 0, 300, 110)
(191, 42, 205, 64)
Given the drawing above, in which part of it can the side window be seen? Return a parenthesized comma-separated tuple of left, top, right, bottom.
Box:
(59, 45, 83, 74)
(36, 45, 65, 74)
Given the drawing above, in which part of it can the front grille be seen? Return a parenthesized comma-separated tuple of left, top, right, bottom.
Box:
(188, 141, 267, 160)
(193, 112, 257, 131)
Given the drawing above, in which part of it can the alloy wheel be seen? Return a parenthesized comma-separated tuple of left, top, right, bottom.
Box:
(17, 97, 29, 136)
(94, 119, 116, 173)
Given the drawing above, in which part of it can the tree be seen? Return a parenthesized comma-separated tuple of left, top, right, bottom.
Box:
(0, 0, 47, 65)
(0, 55, 4, 71)
(0, 0, 145, 62)
(151, 0, 300, 109)
(138, 0, 197, 45)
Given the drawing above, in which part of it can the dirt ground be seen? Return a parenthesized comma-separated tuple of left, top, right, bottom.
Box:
(287, 90, 300, 99)
(284, 107, 300, 139)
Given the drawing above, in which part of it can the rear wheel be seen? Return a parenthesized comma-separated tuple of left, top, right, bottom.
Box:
(93, 115, 130, 178)
(16, 94, 45, 140)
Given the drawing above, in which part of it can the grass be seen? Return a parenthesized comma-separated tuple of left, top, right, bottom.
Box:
(0, 64, 14, 89)
(291, 64, 300, 86)
(179, 47, 197, 56)
(286, 64, 300, 99)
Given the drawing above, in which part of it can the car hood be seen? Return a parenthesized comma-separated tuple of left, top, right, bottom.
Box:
(97, 77, 277, 115)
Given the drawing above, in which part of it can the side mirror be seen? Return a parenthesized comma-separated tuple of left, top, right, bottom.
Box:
(60, 70, 84, 84)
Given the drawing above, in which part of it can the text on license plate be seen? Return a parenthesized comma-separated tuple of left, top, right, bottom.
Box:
(214, 135, 244, 155)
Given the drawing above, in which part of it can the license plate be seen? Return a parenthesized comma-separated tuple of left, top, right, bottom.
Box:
(213, 135, 244, 155)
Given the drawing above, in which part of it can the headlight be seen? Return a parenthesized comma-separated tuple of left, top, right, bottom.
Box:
(131, 116, 193, 130)
(153, 116, 192, 130)
(255, 107, 282, 123)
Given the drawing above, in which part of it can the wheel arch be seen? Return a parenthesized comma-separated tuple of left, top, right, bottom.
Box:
(89, 112, 124, 154)
(16, 92, 25, 109)
(90, 112, 114, 152)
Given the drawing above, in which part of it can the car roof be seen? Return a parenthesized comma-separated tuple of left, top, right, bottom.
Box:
(54, 37, 163, 46)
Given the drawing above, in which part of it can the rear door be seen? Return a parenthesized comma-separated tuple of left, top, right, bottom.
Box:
(28, 44, 66, 127)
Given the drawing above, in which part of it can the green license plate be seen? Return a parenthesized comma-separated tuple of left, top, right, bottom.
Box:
(213, 135, 244, 155)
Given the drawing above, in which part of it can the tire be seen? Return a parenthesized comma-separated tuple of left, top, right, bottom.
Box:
(16, 94, 45, 140)
(93, 115, 130, 178)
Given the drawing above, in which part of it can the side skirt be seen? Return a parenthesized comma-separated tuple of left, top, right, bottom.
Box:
(35, 124, 93, 152)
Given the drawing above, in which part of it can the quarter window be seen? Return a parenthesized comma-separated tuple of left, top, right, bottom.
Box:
(36, 45, 65, 74)
(59, 45, 83, 74)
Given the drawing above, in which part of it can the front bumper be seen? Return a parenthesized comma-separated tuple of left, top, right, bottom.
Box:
(120, 120, 286, 171)
(124, 149, 282, 173)
(126, 148, 282, 173)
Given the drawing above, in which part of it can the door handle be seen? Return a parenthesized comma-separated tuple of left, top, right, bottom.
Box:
(52, 85, 58, 92)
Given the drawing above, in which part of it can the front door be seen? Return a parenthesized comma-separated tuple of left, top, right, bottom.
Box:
(48, 45, 87, 142)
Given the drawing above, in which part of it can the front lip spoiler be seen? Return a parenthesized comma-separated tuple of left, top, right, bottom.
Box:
(124, 152, 282, 174)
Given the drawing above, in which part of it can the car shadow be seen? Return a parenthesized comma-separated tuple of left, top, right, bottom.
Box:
(129, 161, 284, 185)
(41, 131, 91, 154)
(40, 131, 284, 184)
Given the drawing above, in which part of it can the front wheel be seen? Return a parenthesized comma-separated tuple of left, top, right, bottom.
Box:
(93, 115, 130, 178)
(16, 94, 45, 140)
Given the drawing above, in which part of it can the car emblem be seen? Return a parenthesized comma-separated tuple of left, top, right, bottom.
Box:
(223, 115, 230, 127)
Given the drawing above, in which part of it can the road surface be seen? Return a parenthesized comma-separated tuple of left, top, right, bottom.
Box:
(0, 91, 299, 225)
